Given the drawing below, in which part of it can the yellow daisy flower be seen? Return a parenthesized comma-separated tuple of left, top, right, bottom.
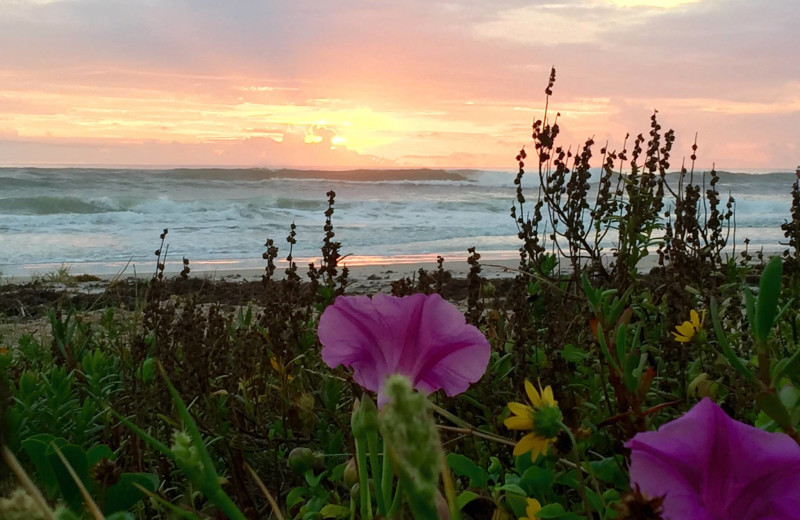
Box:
(673, 309, 706, 343)
(504, 380, 562, 461)
(519, 497, 542, 520)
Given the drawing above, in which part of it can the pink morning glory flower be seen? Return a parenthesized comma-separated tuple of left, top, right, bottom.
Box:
(626, 397, 800, 520)
(318, 293, 490, 407)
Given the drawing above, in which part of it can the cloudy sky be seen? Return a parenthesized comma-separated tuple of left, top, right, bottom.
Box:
(0, 0, 797, 169)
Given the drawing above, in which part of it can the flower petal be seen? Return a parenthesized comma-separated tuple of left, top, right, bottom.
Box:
(626, 398, 800, 519)
(397, 293, 491, 396)
(672, 332, 691, 343)
(513, 433, 538, 457)
(540, 385, 556, 407)
(525, 380, 542, 408)
(507, 401, 532, 417)
(675, 321, 695, 337)
(504, 414, 533, 431)
(690, 309, 701, 329)
(524, 498, 541, 519)
(318, 294, 392, 393)
(318, 293, 490, 405)
(528, 437, 550, 461)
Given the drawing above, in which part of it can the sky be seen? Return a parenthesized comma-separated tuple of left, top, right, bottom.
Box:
(0, 0, 798, 169)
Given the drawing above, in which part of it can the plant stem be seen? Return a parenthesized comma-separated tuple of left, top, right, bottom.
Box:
(209, 488, 248, 520)
(367, 433, 387, 515)
(354, 436, 373, 520)
(560, 422, 592, 519)
(381, 439, 394, 509)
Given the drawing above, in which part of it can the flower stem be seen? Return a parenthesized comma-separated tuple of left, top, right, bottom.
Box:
(390, 481, 403, 516)
(559, 422, 592, 519)
(367, 432, 388, 515)
(439, 451, 459, 520)
(354, 436, 373, 520)
(381, 439, 394, 509)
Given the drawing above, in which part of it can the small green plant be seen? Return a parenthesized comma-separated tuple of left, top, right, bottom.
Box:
(43, 264, 76, 286)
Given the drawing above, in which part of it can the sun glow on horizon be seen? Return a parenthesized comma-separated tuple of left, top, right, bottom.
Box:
(604, 0, 700, 7)
(0, 0, 796, 169)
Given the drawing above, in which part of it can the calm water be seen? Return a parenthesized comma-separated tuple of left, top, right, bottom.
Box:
(0, 167, 796, 277)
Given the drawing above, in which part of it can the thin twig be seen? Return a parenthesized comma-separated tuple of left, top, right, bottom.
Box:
(245, 462, 285, 520)
(52, 444, 104, 520)
(436, 425, 516, 447)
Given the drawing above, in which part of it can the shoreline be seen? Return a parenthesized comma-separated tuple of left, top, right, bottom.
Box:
(2, 244, 788, 286)
(0, 258, 525, 298)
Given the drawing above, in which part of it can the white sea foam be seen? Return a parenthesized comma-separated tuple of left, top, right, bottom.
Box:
(0, 167, 796, 276)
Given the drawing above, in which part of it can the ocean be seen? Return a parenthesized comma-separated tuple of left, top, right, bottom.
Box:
(0, 167, 797, 278)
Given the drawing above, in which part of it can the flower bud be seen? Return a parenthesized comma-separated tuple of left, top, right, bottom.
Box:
(287, 447, 316, 474)
(343, 457, 359, 488)
(351, 393, 379, 438)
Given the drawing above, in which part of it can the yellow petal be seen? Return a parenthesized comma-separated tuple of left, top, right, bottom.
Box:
(508, 402, 533, 417)
(690, 309, 701, 328)
(528, 436, 550, 461)
(525, 380, 542, 408)
(540, 385, 556, 407)
(504, 414, 534, 431)
(699, 309, 707, 327)
(672, 332, 691, 342)
(524, 498, 542, 519)
(513, 433, 538, 457)
(675, 322, 695, 337)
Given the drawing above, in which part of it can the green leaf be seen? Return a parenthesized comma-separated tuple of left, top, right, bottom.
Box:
(320, 504, 351, 519)
(537, 503, 584, 519)
(757, 391, 793, 429)
(755, 257, 783, 346)
(536, 503, 566, 518)
(304, 469, 328, 488)
(21, 434, 60, 498)
(518, 465, 554, 496)
(287, 487, 310, 510)
(774, 349, 800, 382)
(596, 323, 620, 372)
(561, 344, 588, 363)
(55, 509, 82, 520)
(105, 513, 135, 520)
(504, 493, 529, 519)
(139, 358, 155, 383)
(446, 453, 490, 488)
(456, 491, 480, 511)
(587, 456, 627, 488)
(584, 488, 604, 517)
(105, 473, 158, 514)
(46, 443, 89, 514)
(623, 353, 640, 392)
(497, 483, 526, 496)
(86, 444, 113, 468)
(581, 274, 599, 311)
(615, 323, 627, 364)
